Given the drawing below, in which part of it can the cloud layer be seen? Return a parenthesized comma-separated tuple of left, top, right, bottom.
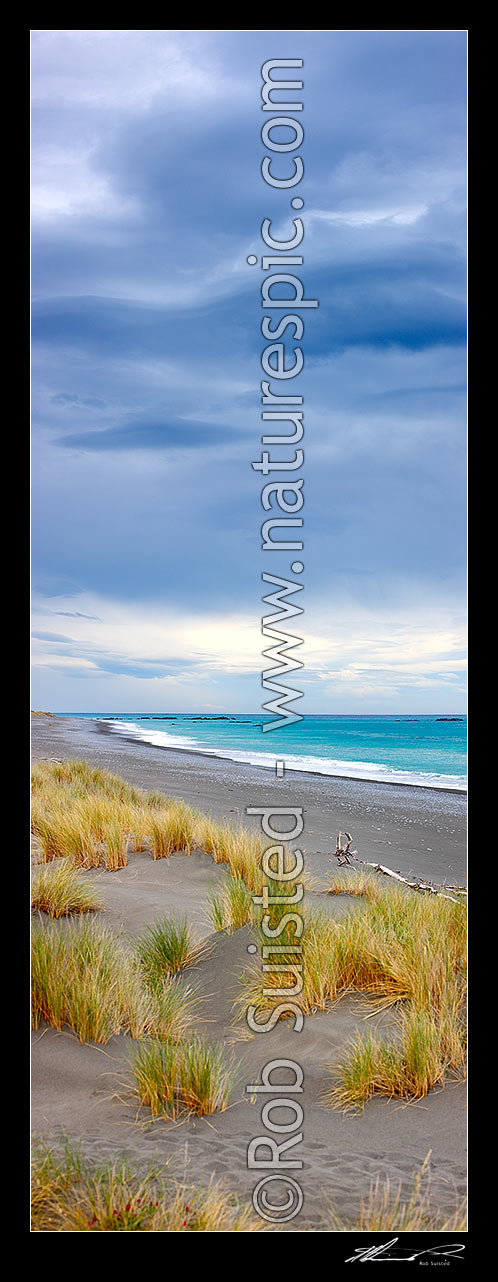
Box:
(31, 30, 466, 712)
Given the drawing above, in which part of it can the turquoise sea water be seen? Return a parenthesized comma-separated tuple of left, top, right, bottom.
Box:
(60, 713, 467, 792)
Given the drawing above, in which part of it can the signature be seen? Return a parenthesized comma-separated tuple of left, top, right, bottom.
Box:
(345, 1237, 465, 1263)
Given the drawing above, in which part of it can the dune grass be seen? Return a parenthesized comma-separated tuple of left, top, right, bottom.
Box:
(178, 1038, 235, 1116)
(32, 761, 243, 874)
(32, 758, 144, 804)
(31, 761, 187, 870)
(31, 797, 129, 870)
(31, 920, 128, 1043)
(31, 760, 305, 907)
(326, 1154, 466, 1232)
(239, 879, 466, 1107)
(31, 919, 202, 1045)
(31, 1140, 265, 1232)
(323, 884, 466, 1110)
(117, 967, 203, 1044)
(31, 761, 466, 1106)
(131, 1039, 179, 1116)
(131, 1035, 235, 1119)
(207, 875, 254, 934)
(242, 883, 466, 1015)
(328, 867, 385, 899)
(145, 978, 202, 1043)
(31, 1139, 464, 1232)
(135, 915, 206, 986)
(147, 802, 196, 859)
(31, 800, 97, 865)
(199, 817, 268, 891)
(326, 985, 466, 1112)
(31, 860, 102, 918)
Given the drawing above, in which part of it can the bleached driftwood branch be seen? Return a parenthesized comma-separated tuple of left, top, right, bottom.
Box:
(326, 832, 467, 904)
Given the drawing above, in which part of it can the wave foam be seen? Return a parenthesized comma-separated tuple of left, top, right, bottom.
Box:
(101, 719, 467, 792)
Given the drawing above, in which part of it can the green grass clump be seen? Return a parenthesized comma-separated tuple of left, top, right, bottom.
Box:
(207, 875, 254, 934)
(31, 918, 203, 1046)
(31, 920, 124, 1043)
(327, 987, 466, 1112)
(178, 1038, 235, 1115)
(131, 1035, 235, 1119)
(132, 1040, 179, 1117)
(147, 979, 202, 1042)
(31, 1141, 265, 1232)
(135, 915, 206, 987)
(31, 861, 102, 918)
(119, 966, 202, 1043)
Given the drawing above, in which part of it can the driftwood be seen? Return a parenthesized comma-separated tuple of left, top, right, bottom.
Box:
(324, 832, 467, 904)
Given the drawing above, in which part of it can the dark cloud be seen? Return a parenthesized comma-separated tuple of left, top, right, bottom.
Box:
(57, 417, 234, 452)
(51, 392, 106, 408)
(31, 30, 466, 708)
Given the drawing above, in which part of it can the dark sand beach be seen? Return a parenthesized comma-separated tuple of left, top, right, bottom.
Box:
(31, 715, 467, 1230)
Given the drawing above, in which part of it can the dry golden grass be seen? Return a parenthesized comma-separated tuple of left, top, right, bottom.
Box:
(326, 1153, 466, 1232)
(326, 993, 466, 1112)
(240, 879, 466, 1107)
(199, 816, 267, 889)
(131, 1035, 235, 1119)
(243, 881, 465, 1010)
(147, 802, 196, 859)
(328, 868, 385, 899)
(31, 760, 466, 1109)
(31, 1141, 463, 1233)
(31, 861, 102, 917)
(31, 762, 196, 870)
(31, 761, 308, 904)
(31, 919, 202, 1046)
(31, 1141, 266, 1232)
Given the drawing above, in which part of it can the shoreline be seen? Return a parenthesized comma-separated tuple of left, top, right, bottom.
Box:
(97, 716, 467, 795)
(32, 715, 467, 886)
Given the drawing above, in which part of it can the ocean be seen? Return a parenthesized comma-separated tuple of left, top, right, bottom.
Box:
(60, 714, 467, 792)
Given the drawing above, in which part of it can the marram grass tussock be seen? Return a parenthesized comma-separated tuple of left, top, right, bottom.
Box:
(31, 760, 275, 889)
(31, 918, 203, 1048)
(131, 1035, 235, 1119)
(31, 860, 102, 917)
(239, 878, 466, 1108)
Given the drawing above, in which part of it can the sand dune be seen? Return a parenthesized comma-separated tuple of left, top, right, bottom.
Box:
(31, 716, 466, 1230)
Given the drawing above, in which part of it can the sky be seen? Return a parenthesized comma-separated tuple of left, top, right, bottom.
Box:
(31, 29, 467, 714)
